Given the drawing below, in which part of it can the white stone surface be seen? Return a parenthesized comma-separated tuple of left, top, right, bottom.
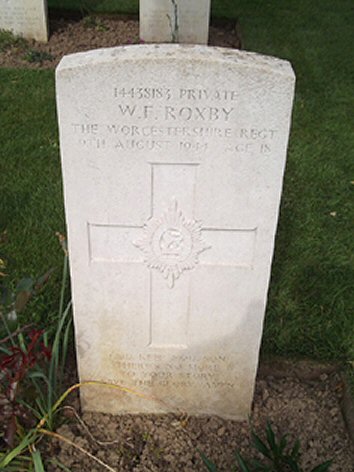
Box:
(140, 0, 211, 44)
(56, 45, 295, 420)
(0, 0, 48, 42)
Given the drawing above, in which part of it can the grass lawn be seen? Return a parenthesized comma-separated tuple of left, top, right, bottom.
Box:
(47, 0, 139, 14)
(0, 70, 66, 324)
(47, 0, 239, 17)
(1, 0, 353, 364)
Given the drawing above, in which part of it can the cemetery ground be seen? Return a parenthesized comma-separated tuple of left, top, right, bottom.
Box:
(0, 0, 354, 471)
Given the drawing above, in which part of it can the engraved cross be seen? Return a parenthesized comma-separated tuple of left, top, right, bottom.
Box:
(88, 162, 256, 349)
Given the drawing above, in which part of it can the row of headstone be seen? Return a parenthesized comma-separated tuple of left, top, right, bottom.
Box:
(0, 0, 209, 46)
(0, 0, 48, 42)
(56, 44, 295, 419)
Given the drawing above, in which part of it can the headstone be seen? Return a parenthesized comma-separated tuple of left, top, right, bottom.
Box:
(0, 0, 48, 43)
(140, 0, 211, 44)
(56, 45, 295, 420)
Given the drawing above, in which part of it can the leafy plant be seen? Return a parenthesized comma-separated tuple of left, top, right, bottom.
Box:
(0, 379, 160, 471)
(199, 450, 218, 472)
(19, 237, 72, 432)
(200, 422, 332, 472)
(0, 235, 72, 469)
(0, 329, 51, 448)
(0, 251, 54, 450)
(0, 29, 27, 53)
(24, 49, 54, 64)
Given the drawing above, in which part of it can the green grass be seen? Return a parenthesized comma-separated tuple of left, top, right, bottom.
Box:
(47, 0, 138, 14)
(0, 70, 66, 324)
(45, 0, 258, 18)
(1, 0, 354, 363)
(238, 0, 354, 361)
(0, 30, 28, 52)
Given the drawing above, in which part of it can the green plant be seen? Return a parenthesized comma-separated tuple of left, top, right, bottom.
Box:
(0, 235, 146, 471)
(200, 422, 332, 472)
(24, 49, 54, 64)
(0, 380, 163, 471)
(17, 236, 72, 434)
(0, 329, 51, 448)
(82, 15, 108, 31)
(0, 29, 27, 53)
(0, 237, 72, 469)
(1, 272, 54, 332)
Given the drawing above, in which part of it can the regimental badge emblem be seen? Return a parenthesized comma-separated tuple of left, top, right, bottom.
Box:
(134, 199, 211, 288)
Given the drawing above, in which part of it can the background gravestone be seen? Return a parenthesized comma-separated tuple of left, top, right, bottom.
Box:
(56, 45, 295, 420)
(140, 0, 211, 44)
(0, 0, 48, 43)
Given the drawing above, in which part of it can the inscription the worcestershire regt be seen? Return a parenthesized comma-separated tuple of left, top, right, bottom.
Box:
(71, 122, 279, 155)
(72, 124, 278, 141)
(113, 104, 235, 122)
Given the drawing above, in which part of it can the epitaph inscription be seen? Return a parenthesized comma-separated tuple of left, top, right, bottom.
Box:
(57, 45, 295, 419)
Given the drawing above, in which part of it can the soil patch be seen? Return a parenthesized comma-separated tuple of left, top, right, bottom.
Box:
(45, 362, 354, 472)
(0, 14, 241, 70)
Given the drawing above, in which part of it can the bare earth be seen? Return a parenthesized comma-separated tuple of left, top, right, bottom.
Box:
(46, 361, 354, 471)
(1, 14, 353, 471)
(0, 15, 241, 69)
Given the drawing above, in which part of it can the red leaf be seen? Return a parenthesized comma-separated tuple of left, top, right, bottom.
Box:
(27, 329, 44, 353)
(40, 342, 52, 360)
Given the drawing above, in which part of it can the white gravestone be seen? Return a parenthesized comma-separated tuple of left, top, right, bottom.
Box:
(0, 0, 48, 43)
(56, 45, 295, 420)
(140, 0, 211, 44)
